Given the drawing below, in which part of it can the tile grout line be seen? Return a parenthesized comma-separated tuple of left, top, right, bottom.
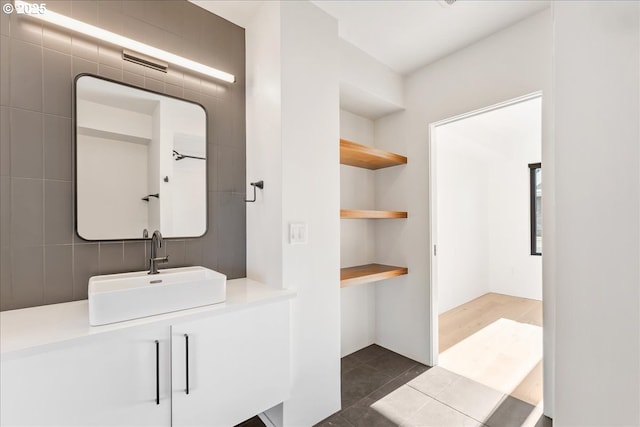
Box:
(365, 364, 432, 427)
(337, 347, 434, 427)
(336, 414, 356, 427)
(6, 29, 13, 307)
(40, 41, 45, 303)
(396, 399, 432, 427)
(362, 362, 424, 401)
(343, 362, 426, 414)
(406, 382, 496, 426)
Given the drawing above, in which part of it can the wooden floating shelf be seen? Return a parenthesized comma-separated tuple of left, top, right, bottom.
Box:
(340, 139, 407, 170)
(340, 209, 407, 219)
(340, 264, 408, 288)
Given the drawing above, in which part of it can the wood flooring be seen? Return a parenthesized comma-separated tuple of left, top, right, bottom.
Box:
(439, 293, 543, 406)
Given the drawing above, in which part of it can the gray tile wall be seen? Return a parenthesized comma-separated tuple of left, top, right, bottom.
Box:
(0, 0, 247, 311)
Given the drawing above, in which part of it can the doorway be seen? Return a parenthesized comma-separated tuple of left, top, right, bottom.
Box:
(428, 93, 544, 421)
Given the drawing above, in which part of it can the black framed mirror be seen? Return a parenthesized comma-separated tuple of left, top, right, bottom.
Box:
(74, 74, 207, 240)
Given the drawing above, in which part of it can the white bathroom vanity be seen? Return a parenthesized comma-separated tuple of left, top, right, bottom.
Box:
(0, 279, 294, 427)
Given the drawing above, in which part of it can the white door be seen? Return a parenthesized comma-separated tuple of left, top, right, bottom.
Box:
(0, 323, 171, 426)
(171, 302, 290, 427)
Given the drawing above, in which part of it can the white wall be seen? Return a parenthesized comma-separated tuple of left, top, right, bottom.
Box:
(435, 131, 491, 314)
(157, 101, 173, 234)
(76, 135, 149, 239)
(340, 41, 403, 109)
(149, 105, 161, 232)
(340, 40, 404, 119)
(76, 100, 153, 140)
(76, 98, 153, 240)
(373, 8, 553, 414)
(280, 3, 341, 425)
(161, 101, 207, 237)
(340, 109, 376, 357)
(487, 109, 542, 300)
(171, 134, 206, 237)
(245, 4, 285, 424)
(246, 2, 341, 426)
(246, 0, 283, 288)
(435, 97, 543, 312)
(553, 2, 640, 425)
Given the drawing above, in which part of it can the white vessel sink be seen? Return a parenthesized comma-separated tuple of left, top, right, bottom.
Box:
(88, 266, 226, 326)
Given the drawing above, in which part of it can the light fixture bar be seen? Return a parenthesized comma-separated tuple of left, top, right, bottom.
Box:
(14, 0, 235, 83)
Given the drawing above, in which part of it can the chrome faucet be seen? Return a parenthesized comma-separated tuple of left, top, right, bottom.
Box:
(149, 230, 169, 275)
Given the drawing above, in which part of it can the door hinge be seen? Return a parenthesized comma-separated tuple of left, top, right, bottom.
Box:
(434, 245, 437, 256)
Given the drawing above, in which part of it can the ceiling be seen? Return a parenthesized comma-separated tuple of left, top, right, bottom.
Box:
(190, 1, 264, 29)
(192, 0, 549, 75)
(312, 0, 550, 75)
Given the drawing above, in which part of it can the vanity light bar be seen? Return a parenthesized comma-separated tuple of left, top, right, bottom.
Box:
(14, 0, 236, 83)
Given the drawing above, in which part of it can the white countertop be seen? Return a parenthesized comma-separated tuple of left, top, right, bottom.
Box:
(0, 278, 295, 358)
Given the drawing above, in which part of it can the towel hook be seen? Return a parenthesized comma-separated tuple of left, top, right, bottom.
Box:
(245, 180, 264, 203)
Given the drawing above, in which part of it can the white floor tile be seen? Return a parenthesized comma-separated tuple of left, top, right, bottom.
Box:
(408, 366, 461, 398)
(434, 374, 506, 423)
(400, 397, 484, 427)
(371, 385, 432, 425)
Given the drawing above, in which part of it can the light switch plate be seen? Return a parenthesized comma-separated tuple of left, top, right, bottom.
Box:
(289, 222, 307, 245)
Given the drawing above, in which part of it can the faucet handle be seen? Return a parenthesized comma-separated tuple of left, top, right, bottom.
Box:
(152, 255, 169, 264)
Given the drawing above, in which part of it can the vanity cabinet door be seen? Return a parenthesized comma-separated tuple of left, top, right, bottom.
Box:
(171, 301, 290, 427)
(0, 323, 172, 426)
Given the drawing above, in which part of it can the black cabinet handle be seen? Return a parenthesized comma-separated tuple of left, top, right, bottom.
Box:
(185, 334, 190, 395)
(155, 340, 160, 405)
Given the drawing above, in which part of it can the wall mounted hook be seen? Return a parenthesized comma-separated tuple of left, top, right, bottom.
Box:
(245, 180, 264, 203)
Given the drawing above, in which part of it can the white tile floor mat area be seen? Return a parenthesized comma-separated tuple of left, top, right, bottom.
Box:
(371, 318, 544, 427)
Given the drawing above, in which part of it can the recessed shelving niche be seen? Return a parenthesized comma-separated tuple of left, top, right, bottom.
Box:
(339, 138, 408, 287)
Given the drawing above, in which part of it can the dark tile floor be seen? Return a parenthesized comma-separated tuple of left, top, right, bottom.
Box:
(236, 344, 553, 427)
(315, 344, 553, 427)
(316, 344, 430, 427)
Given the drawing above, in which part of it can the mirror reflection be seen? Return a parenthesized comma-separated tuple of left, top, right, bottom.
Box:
(75, 75, 207, 240)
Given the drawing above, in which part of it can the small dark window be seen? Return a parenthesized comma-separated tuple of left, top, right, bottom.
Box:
(529, 163, 542, 255)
